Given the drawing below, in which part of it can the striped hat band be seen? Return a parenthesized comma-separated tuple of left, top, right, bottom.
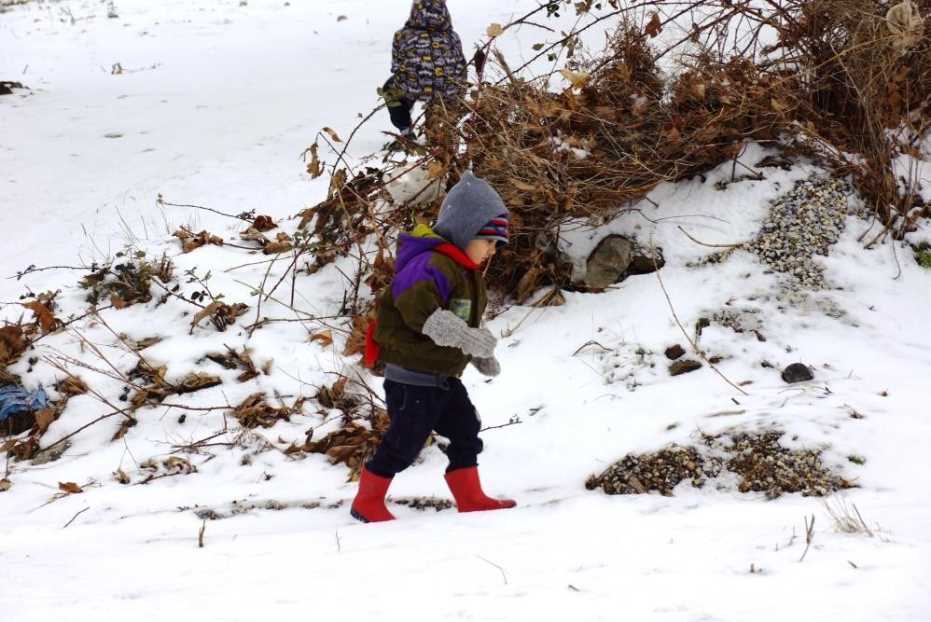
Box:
(475, 215, 509, 244)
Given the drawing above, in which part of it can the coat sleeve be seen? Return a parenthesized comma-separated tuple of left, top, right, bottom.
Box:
(449, 31, 468, 83)
(391, 31, 403, 76)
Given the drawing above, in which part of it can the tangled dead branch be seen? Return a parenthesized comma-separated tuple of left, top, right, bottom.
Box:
(298, 1, 930, 302)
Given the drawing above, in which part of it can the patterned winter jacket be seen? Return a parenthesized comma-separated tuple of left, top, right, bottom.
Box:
(372, 225, 487, 378)
(391, 0, 468, 103)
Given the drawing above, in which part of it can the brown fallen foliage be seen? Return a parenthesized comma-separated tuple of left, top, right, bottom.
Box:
(203, 346, 262, 382)
(81, 253, 174, 307)
(189, 301, 250, 333)
(293, 377, 392, 481)
(240, 227, 294, 254)
(230, 392, 299, 429)
(0, 325, 27, 367)
(129, 366, 221, 410)
(305, 413, 390, 481)
(173, 227, 224, 253)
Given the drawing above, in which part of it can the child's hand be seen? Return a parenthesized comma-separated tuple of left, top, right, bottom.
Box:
(422, 309, 497, 358)
(471, 356, 501, 378)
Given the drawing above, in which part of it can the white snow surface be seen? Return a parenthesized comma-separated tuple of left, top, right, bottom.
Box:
(2, 1, 931, 621)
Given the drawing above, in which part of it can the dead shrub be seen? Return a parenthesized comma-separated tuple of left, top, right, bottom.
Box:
(81, 253, 174, 307)
(230, 393, 297, 429)
(297, 1, 930, 301)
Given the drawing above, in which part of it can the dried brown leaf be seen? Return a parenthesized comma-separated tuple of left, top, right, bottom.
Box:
(239, 227, 271, 243)
(131, 336, 162, 351)
(426, 161, 446, 180)
(306, 143, 323, 178)
(173, 228, 224, 253)
(0, 325, 26, 366)
(263, 241, 293, 254)
(58, 481, 83, 494)
(34, 408, 56, 433)
(252, 215, 277, 232)
(191, 301, 223, 329)
(322, 127, 342, 143)
(22, 301, 59, 333)
(176, 372, 222, 394)
(112, 416, 137, 440)
(163, 456, 195, 473)
(645, 12, 662, 38)
(56, 376, 88, 397)
(516, 265, 544, 303)
(310, 330, 334, 348)
(559, 69, 590, 89)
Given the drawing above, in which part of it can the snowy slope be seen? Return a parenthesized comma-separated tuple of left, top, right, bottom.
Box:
(2, 1, 931, 621)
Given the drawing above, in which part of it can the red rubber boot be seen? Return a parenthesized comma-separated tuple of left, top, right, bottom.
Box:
(350, 467, 396, 523)
(445, 466, 517, 513)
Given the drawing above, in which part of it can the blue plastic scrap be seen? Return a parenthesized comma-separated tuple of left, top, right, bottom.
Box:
(0, 384, 49, 422)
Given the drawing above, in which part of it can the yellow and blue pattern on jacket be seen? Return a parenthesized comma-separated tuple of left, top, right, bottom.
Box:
(390, 0, 467, 103)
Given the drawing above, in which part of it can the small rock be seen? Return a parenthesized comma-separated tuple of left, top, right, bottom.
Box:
(32, 441, 71, 465)
(781, 363, 813, 384)
(627, 246, 665, 275)
(584, 235, 633, 289)
(664, 345, 686, 360)
(0, 81, 26, 96)
(669, 359, 702, 376)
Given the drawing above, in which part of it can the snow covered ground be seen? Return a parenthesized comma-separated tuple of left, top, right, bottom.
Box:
(2, 1, 931, 620)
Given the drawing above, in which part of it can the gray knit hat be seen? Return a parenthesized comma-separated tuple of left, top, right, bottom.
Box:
(434, 172, 509, 251)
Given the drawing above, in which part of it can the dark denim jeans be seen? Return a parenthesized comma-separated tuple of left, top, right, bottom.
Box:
(366, 378, 483, 477)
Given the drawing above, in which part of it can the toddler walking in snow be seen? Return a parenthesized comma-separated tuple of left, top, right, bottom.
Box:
(351, 172, 516, 522)
(381, 0, 467, 140)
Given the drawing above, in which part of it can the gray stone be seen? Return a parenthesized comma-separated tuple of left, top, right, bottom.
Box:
(32, 441, 71, 465)
(781, 363, 813, 384)
(585, 235, 634, 289)
(628, 246, 666, 275)
(669, 359, 703, 376)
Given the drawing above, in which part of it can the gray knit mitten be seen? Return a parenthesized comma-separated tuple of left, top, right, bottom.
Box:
(470, 356, 501, 377)
(422, 309, 497, 358)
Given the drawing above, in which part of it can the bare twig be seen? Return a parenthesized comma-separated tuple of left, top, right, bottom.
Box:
(799, 514, 815, 562)
(158, 196, 250, 222)
(652, 242, 748, 396)
(477, 555, 509, 585)
(678, 226, 745, 249)
(571, 340, 613, 357)
(62, 506, 90, 529)
(8, 264, 94, 280)
(248, 253, 282, 338)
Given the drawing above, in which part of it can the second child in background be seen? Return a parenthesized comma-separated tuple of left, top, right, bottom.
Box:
(381, 0, 467, 146)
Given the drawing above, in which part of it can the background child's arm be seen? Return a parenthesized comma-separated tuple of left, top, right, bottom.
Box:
(390, 31, 403, 77)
